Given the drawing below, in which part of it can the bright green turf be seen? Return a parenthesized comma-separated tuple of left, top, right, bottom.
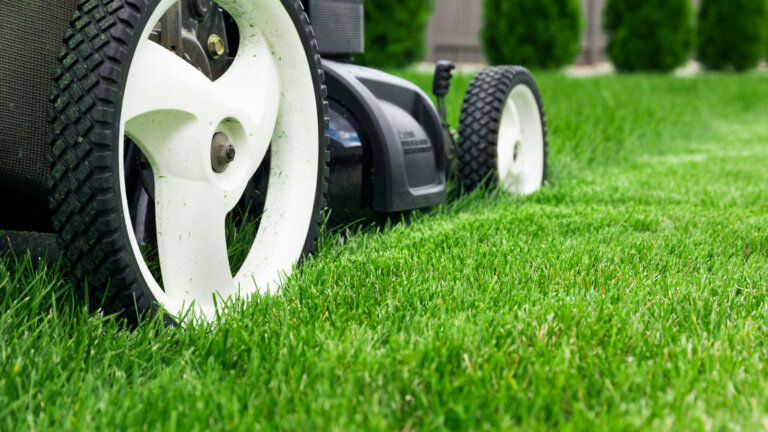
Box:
(2, 72, 768, 431)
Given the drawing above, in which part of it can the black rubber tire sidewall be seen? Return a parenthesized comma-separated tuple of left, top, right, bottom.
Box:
(46, 0, 328, 323)
(457, 66, 548, 193)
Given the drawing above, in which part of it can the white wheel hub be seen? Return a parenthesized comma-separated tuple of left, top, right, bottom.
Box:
(118, 0, 319, 318)
(497, 84, 545, 195)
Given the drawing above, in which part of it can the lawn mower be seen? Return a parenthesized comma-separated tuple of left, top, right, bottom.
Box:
(0, 0, 548, 321)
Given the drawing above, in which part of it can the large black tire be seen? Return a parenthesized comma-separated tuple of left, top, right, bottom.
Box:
(457, 66, 548, 194)
(46, 0, 328, 322)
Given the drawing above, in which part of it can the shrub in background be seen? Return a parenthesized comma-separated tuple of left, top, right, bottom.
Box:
(603, 0, 693, 72)
(481, 0, 583, 69)
(697, 0, 768, 71)
(356, 0, 435, 69)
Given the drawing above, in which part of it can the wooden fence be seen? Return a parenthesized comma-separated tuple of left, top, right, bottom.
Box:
(426, 0, 607, 65)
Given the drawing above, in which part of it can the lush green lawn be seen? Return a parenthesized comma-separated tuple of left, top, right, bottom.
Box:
(3, 71, 768, 431)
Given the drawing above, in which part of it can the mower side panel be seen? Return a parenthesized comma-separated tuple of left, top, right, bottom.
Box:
(323, 60, 447, 213)
(0, 1, 77, 231)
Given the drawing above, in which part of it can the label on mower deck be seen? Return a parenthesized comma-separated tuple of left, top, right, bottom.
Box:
(398, 130, 432, 155)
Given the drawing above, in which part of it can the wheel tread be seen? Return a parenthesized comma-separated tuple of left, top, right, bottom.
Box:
(48, 0, 159, 321)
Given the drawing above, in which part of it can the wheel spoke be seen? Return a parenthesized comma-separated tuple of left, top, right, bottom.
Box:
(498, 101, 521, 177)
(215, 35, 281, 189)
(123, 41, 221, 123)
(498, 145, 515, 176)
(124, 111, 213, 182)
(154, 176, 235, 307)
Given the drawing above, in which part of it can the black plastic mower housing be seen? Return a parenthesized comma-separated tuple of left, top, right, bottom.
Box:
(324, 60, 448, 218)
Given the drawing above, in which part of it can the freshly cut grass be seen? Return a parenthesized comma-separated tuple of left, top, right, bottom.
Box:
(2, 72, 768, 431)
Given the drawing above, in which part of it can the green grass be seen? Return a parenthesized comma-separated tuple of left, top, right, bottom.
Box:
(3, 71, 768, 431)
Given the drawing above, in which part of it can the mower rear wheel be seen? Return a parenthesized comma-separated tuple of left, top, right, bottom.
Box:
(457, 66, 547, 195)
(47, 0, 328, 321)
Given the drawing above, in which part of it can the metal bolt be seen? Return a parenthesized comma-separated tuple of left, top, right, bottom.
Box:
(225, 145, 236, 162)
(207, 34, 225, 59)
(211, 133, 236, 173)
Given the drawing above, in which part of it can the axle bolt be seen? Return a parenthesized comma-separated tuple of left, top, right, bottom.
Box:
(208, 34, 226, 59)
(211, 133, 236, 173)
(225, 145, 236, 162)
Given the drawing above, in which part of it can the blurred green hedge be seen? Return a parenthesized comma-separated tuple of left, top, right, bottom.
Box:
(481, 0, 583, 69)
(356, 0, 435, 69)
(604, 0, 693, 72)
(697, 0, 768, 71)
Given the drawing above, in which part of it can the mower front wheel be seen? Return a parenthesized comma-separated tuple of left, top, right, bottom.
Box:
(457, 66, 547, 195)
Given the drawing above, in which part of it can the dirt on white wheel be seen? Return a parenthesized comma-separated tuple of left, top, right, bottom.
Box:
(47, 0, 328, 321)
(457, 66, 547, 195)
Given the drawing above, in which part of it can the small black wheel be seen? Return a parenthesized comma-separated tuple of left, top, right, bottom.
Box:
(457, 66, 548, 194)
(46, 0, 328, 321)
